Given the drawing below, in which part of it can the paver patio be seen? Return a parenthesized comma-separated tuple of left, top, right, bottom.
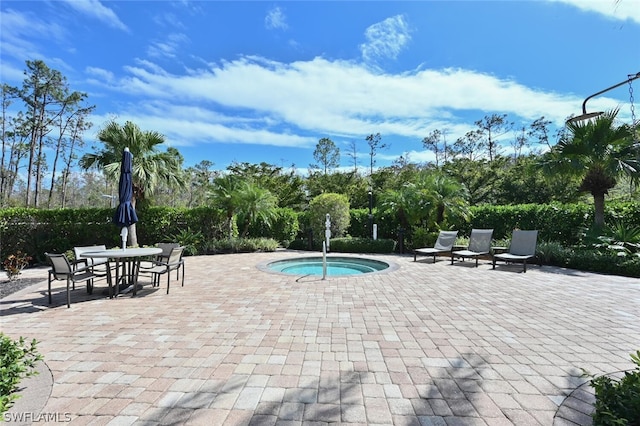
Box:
(1, 250, 638, 425)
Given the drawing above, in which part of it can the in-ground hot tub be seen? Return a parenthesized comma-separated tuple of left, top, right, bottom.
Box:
(264, 256, 391, 276)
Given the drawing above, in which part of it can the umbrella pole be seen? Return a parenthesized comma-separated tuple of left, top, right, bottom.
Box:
(121, 226, 128, 250)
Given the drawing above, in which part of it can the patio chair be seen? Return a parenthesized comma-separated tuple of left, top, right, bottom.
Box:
(157, 242, 183, 280)
(451, 229, 494, 267)
(413, 230, 458, 263)
(73, 245, 111, 281)
(46, 252, 99, 308)
(492, 230, 538, 273)
(144, 246, 185, 294)
(139, 242, 184, 280)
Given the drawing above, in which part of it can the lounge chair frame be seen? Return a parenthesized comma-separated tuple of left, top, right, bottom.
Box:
(413, 230, 459, 263)
(451, 229, 494, 267)
(492, 230, 538, 273)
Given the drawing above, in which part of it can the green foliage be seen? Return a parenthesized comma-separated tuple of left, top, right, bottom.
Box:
(312, 137, 340, 174)
(416, 171, 470, 229)
(462, 203, 596, 244)
(495, 155, 581, 205)
(541, 109, 638, 227)
(307, 193, 350, 242)
(563, 249, 640, 278)
(225, 162, 306, 209)
(207, 238, 279, 253)
(408, 228, 439, 251)
(0, 206, 229, 261)
(169, 228, 204, 256)
(235, 182, 279, 238)
(0, 334, 43, 415)
(329, 237, 396, 254)
(2, 251, 32, 281)
(535, 241, 570, 265)
(244, 207, 300, 245)
(602, 220, 640, 252)
(585, 350, 640, 426)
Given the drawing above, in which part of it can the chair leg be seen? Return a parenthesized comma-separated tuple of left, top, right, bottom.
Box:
(66, 277, 71, 308)
(181, 264, 185, 287)
(492, 257, 497, 269)
(523, 260, 527, 273)
(166, 270, 170, 294)
(48, 271, 53, 304)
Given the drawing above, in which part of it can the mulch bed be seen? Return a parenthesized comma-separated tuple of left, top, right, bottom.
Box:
(0, 278, 45, 300)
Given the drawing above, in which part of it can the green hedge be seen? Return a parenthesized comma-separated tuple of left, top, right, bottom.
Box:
(459, 201, 640, 245)
(2, 201, 639, 270)
(244, 207, 300, 244)
(330, 237, 396, 254)
(0, 206, 228, 262)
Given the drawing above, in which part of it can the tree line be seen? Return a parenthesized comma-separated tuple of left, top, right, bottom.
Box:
(2, 60, 639, 234)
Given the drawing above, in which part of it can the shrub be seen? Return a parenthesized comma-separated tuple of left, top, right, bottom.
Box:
(408, 228, 439, 252)
(207, 238, 279, 253)
(0, 334, 43, 415)
(307, 193, 350, 242)
(2, 251, 32, 281)
(564, 248, 640, 278)
(245, 207, 300, 244)
(329, 237, 396, 254)
(585, 350, 640, 426)
(535, 241, 570, 266)
(169, 227, 205, 256)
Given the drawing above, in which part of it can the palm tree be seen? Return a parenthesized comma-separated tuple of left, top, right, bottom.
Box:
(377, 183, 431, 231)
(542, 109, 639, 227)
(416, 171, 470, 228)
(79, 120, 186, 246)
(209, 174, 243, 239)
(235, 182, 278, 238)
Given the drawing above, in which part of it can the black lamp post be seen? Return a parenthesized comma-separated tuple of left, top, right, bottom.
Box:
(567, 72, 640, 124)
(368, 190, 373, 238)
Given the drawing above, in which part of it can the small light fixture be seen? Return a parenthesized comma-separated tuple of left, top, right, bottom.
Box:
(567, 72, 640, 124)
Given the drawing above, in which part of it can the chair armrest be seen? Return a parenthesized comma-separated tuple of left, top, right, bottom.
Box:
(72, 259, 89, 271)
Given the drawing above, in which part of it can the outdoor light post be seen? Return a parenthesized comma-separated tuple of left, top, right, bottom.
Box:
(368, 190, 373, 238)
(567, 72, 640, 124)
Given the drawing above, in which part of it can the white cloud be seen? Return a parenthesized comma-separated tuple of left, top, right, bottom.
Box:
(86, 66, 115, 83)
(265, 6, 288, 30)
(102, 56, 584, 132)
(0, 8, 67, 63)
(61, 0, 128, 31)
(360, 15, 411, 62)
(549, 0, 640, 24)
(86, 55, 631, 162)
(147, 33, 190, 59)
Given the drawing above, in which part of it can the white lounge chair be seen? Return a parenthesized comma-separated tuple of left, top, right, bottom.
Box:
(451, 229, 494, 267)
(413, 230, 458, 263)
(492, 230, 538, 272)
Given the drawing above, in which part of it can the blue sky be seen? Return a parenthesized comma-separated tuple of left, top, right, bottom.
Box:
(1, 0, 639, 174)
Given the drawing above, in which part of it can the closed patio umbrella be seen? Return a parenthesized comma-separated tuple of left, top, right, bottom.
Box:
(113, 147, 138, 249)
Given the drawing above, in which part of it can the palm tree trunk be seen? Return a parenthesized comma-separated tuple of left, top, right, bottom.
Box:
(129, 198, 139, 247)
(593, 193, 606, 228)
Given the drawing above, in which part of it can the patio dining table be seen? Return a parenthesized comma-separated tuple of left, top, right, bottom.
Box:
(79, 247, 162, 298)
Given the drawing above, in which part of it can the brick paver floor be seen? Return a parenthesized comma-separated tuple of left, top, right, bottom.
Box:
(1, 251, 638, 425)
